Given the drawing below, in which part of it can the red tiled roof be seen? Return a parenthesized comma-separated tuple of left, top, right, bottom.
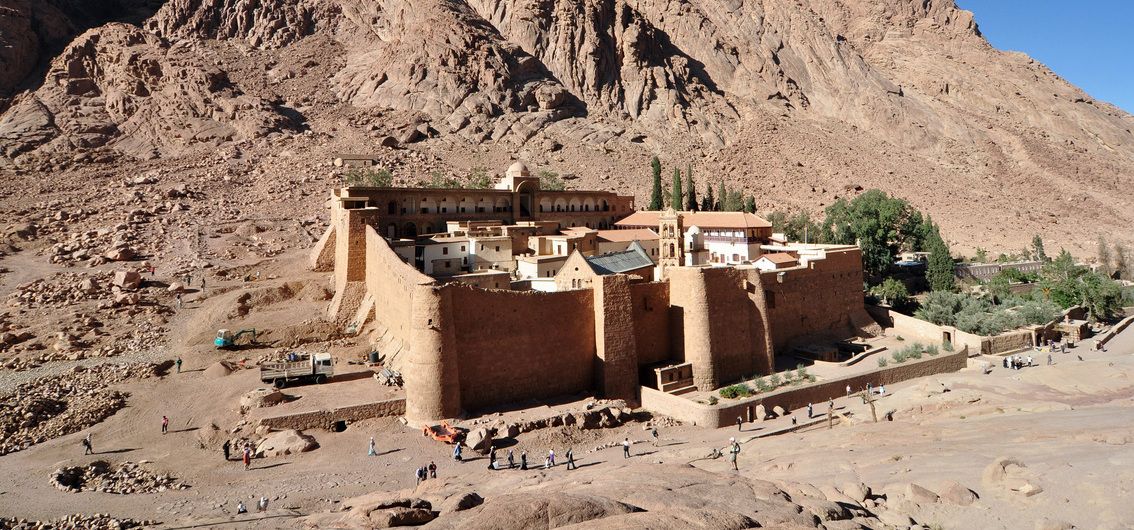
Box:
(760, 253, 798, 264)
(614, 211, 772, 229)
(595, 228, 660, 242)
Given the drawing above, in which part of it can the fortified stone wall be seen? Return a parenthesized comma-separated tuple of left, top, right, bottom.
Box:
(447, 284, 597, 412)
(257, 398, 407, 431)
(629, 281, 671, 366)
(364, 226, 433, 361)
(668, 267, 772, 390)
(762, 248, 875, 351)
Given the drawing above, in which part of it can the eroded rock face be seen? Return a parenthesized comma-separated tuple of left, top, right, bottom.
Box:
(255, 429, 318, 458)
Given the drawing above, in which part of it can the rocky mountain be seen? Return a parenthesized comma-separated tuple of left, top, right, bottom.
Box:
(1, 0, 1131, 253)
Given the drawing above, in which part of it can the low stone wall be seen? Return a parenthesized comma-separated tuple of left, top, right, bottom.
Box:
(642, 346, 969, 428)
(868, 305, 1034, 356)
(258, 398, 406, 431)
(1097, 315, 1134, 348)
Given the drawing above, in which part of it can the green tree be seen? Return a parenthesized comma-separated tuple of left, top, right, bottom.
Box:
(718, 181, 727, 211)
(743, 195, 756, 213)
(821, 190, 923, 279)
(925, 228, 955, 291)
(649, 156, 663, 210)
(1080, 271, 1123, 321)
(1031, 235, 1047, 262)
(1098, 236, 1112, 276)
(684, 165, 697, 211)
(986, 274, 1011, 302)
(1039, 250, 1084, 308)
(538, 170, 565, 191)
(915, 291, 965, 326)
(1115, 243, 1128, 280)
(974, 247, 988, 263)
(671, 167, 683, 209)
(467, 166, 492, 189)
(701, 181, 715, 212)
(871, 278, 909, 307)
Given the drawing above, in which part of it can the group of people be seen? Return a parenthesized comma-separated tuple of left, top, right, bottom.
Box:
(1004, 355, 1034, 370)
(414, 462, 438, 484)
(235, 496, 269, 514)
(450, 441, 583, 472)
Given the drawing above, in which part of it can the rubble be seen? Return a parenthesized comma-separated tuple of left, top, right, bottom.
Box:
(51, 460, 189, 494)
(0, 514, 152, 529)
(0, 363, 156, 455)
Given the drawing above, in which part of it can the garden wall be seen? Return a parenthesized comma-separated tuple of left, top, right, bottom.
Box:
(641, 346, 969, 428)
(257, 397, 407, 431)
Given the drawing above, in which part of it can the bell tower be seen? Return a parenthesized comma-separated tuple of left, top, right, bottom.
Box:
(658, 208, 683, 279)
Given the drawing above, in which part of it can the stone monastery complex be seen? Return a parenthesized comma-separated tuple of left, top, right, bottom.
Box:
(311, 162, 878, 424)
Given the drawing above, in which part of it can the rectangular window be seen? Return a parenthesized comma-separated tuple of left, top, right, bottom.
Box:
(495, 246, 500, 252)
(442, 248, 449, 255)
(765, 290, 776, 308)
(460, 245, 465, 252)
(441, 207, 448, 213)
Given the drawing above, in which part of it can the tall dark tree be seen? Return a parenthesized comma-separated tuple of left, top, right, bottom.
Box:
(1031, 235, 1047, 262)
(743, 195, 756, 213)
(648, 156, 663, 210)
(684, 165, 697, 211)
(1097, 236, 1112, 276)
(925, 226, 955, 292)
(701, 181, 714, 212)
(717, 181, 727, 211)
(1115, 243, 1128, 280)
(671, 168, 683, 209)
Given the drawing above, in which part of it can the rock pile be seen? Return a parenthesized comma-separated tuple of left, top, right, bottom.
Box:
(51, 460, 189, 494)
(0, 514, 152, 529)
(0, 363, 155, 455)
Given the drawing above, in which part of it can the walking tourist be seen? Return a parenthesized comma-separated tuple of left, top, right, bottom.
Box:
(176, 357, 182, 373)
(368, 437, 376, 456)
(729, 438, 741, 471)
(453, 441, 463, 462)
(161, 415, 169, 434)
(651, 427, 659, 446)
(82, 433, 93, 455)
(415, 466, 426, 485)
(223, 439, 231, 461)
(736, 415, 744, 432)
(807, 402, 813, 419)
(507, 449, 515, 468)
(520, 450, 528, 470)
(236, 501, 246, 514)
(428, 461, 437, 479)
(622, 438, 631, 458)
(243, 447, 251, 470)
(258, 496, 269, 512)
(548, 448, 556, 467)
(566, 447, 576, 470)
(489, 446, 497, 470)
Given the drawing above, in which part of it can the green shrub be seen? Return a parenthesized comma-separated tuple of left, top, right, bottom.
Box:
(807, 374, 817, 383)
(719, 384, 752, 399)
(942, 340, 954, 352)
(896, 335, 905, 341)
(768, 373, 782, 387)
(707, 395, 719, 405)
(908, 343, 924, 359)
(926, 344, 940, 356)
(891, 350, 908, 364)
(754, 378, 772, 393)
(877, 357, 888, 367)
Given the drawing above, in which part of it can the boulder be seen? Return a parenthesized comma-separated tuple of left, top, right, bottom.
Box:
(983, 457, 1043, 497)
(368, 507, 437, 527)
(793, 495, 851, 521)
(256, 429, 318, 458)
(772, 405, 786, 418)
(114, 292, 141, 306)
(241, 388, 285, 412)
(905, 483, 939, 504)
(167, 282, 187, 293)
(440, 492, 484, 512)
(104, 247, 135, 261)
(464, 428, 493, 455)
(938, 481, 978, 506)
(379, 135, 399, 148)
(840, 482, 870, 503)
(112, 271, 142, 290)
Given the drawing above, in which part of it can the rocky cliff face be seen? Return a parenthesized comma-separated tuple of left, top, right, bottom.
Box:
(0, 0, 1131, 251)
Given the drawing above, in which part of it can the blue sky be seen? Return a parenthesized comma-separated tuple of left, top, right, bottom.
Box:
(957, 1, 1134, 114)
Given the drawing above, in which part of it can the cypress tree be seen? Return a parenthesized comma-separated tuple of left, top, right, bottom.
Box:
(671, 168, 683, 210)
(702, 181, 714, 212)
(926, 226, 955, 292)
(717, 181, 727, 211)
(685, 165, 697, 211)
(743, 195, 756, 213)
(649, 156, 663, 210)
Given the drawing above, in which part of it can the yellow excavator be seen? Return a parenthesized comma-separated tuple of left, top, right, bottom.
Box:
(214, 328, 257, 350)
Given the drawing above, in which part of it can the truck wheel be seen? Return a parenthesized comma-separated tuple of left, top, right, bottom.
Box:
(315, 375, 327, 384)
(273, 378, 286, 389)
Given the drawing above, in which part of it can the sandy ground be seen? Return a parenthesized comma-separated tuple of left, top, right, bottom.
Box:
(0, 321, 1131, 528)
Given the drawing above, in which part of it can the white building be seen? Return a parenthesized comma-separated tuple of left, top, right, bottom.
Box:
(616, 211, 772, 265)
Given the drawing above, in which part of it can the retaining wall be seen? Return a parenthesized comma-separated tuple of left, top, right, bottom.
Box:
(258, 397, 407, 431)
(641, 346, 969, 428)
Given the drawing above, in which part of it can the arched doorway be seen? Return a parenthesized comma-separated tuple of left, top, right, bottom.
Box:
(402, 222, 418, 238)
(516, 181, 535, 219)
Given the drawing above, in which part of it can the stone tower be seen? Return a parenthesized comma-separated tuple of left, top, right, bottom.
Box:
(658, 208, 683, 278)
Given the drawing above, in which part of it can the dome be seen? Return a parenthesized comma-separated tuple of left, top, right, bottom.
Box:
(507, 161, 530, 177)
